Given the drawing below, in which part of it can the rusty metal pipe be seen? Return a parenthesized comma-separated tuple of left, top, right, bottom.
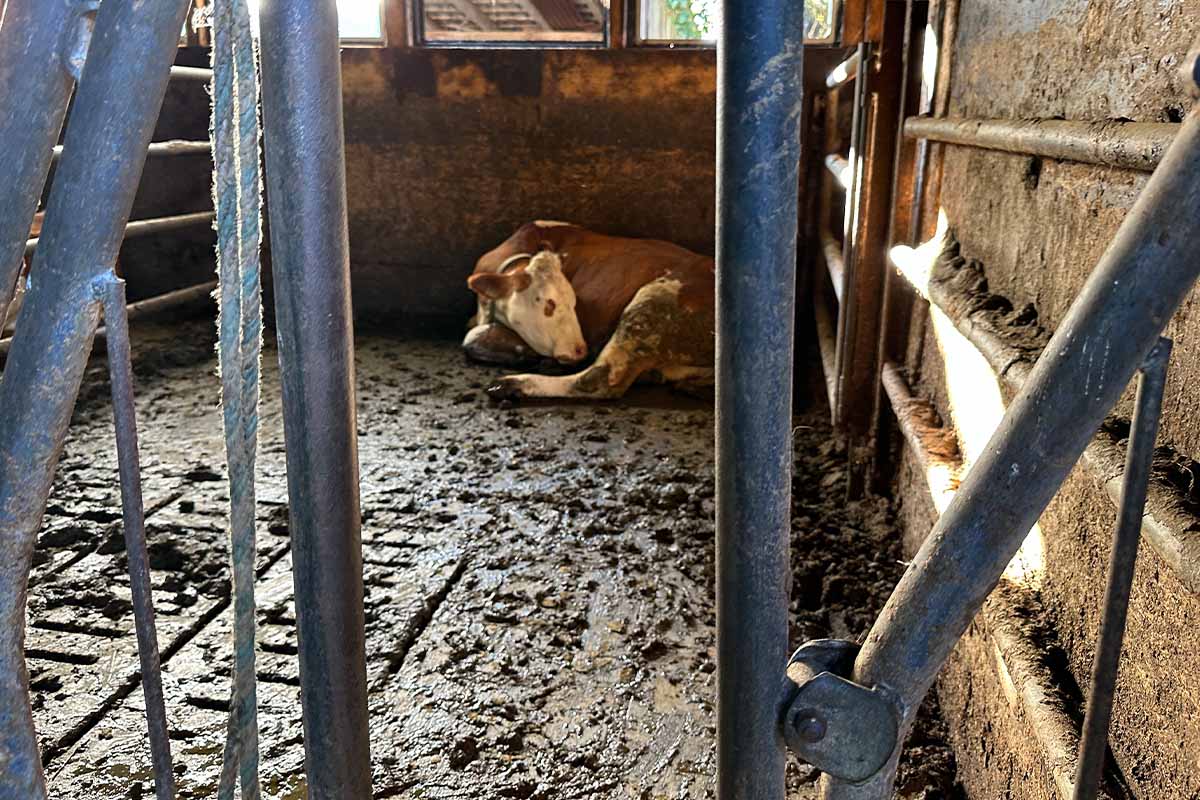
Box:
(25, 211, 215, 257)
(821, 228, 845, 304)
(904, 116, 1178, 172)
(0, 0, 84, 337)
(825, 51, 859, 89)
(0, 280, 217, 359)
(0, 2, 191, 795)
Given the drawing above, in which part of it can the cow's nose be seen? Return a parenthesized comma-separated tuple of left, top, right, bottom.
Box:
(574, 344, 587, 359)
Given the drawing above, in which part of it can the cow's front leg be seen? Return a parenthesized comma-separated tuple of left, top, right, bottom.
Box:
(489, 340, 644, 401)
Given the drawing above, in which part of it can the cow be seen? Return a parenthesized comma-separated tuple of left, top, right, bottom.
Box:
(464, 221, 714, 400)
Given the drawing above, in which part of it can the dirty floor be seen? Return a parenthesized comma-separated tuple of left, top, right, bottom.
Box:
(23, 318, 962, 799)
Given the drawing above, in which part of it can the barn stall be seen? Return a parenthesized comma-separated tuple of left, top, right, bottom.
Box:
(0, 0, 1198, 798)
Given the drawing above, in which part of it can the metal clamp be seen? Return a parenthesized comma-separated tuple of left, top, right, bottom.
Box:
(782, 640, 900, 784)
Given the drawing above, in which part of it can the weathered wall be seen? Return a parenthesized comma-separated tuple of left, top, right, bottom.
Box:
(896, 1, 1200, 797)
(339, 48, 716, 330)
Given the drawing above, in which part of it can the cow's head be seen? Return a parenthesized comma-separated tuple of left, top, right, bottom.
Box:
(468, 251, 587, 364)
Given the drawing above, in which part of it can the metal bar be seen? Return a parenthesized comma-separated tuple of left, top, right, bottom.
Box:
(814, 291, 839, 414)
(257, 2, 373, 798)
(169, 64, 213, 81)
(833, 43, 869, 421)
(840, 5, 908, 495)
(715, 0, 804, 797)
(881, 363, 1124, 800)
(820, 70, 1200, 800)
(869, 0, 929, 495)
(825, 153, 853, 189)
(53, 139, 213, 163)
(100, 274, 176, 800)
(0, 280, 217, 359)
(26, 211, 215, 256)
(0, 0, 82, 337)
(904, 116, 1178, 173)
(1072, 339, 1172, 800)
(826, 50, 860, 89)
(0, 1, 192, 796)
(822, 229, 845, 304)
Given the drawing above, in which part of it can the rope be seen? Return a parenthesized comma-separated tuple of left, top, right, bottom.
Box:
(209, 0, 263, 795)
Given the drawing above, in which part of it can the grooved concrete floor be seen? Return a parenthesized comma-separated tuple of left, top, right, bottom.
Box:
(25, 320, 960, 799)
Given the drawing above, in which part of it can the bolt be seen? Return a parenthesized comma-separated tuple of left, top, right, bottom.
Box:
(791, 712, 827, 744)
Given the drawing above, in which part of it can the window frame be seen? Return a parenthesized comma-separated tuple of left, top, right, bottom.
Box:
(628, 0, 840, 48)
(412, 0, 609, 49)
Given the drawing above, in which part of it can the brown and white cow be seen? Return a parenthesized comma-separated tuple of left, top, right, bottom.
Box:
(464, 221, 714, 400)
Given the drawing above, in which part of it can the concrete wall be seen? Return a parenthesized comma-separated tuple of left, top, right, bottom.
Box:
(894, 1, 1200, 797)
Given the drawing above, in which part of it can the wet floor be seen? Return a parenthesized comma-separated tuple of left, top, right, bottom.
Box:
(25, 318, 961, 799)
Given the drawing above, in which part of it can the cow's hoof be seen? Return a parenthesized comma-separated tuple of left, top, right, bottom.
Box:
(487, 378, 525, 403)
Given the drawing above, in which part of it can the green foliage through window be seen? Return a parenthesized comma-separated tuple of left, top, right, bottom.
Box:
(643, 0, 836, 42)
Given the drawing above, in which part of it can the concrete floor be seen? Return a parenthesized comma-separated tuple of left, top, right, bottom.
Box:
(24, 319, 961, 799)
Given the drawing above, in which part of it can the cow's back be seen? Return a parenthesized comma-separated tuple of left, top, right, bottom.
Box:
(475, 222, 713, 350)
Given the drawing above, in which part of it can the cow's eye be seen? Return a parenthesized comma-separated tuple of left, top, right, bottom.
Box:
(544, 299, 557, 317)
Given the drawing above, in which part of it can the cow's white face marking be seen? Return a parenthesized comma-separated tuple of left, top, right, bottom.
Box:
(468, 251, 587, 364)
(533, 220, 573, 228)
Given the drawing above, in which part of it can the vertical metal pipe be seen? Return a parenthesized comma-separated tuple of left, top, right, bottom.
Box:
(101, 275, 176, 800)
(1071, 338, 1171, 800)
(821, 78, 1200, 800)
(0, 1, 192, 796)
(715, 0, 805, 797)
(257, 2, 373, 797)
(0, 0, 83, 329)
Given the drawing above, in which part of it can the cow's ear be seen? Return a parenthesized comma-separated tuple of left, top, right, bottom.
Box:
(469, 267, 532, 299)
(468, 272, 516, 300)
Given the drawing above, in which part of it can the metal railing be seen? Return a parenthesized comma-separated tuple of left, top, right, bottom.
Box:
(0, 1, 371, 799)
(786, 39, 1200, 800)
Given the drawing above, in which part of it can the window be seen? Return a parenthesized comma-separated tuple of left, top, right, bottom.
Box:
(418, 0, 607, 45)
(335, 0, 385, 42)
(187, 0, 385, 44)
(636, 0, 836, 44)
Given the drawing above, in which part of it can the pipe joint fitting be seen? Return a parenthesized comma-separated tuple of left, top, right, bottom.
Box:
(781, 639, 900, 784)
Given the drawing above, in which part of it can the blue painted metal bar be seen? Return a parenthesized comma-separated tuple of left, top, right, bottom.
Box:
(101, 274, 177, 800)
(0, 0, 193, 796)
(257, 1, 373, 797)
(714, 0, 805, 797)
(0, 0, 86, 330)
